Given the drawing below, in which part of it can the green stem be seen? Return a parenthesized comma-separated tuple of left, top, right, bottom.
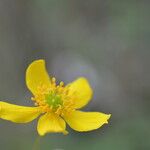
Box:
(32, 136, 41, 150)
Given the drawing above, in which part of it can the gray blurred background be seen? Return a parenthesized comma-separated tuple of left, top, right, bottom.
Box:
(0, 0, 150, 150)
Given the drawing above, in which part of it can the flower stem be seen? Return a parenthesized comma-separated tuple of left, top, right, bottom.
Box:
(32, 136, 41, 150)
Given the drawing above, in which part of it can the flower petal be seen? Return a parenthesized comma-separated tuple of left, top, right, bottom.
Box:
(64, 110, 111, 132)
(26, 59, 51, 95)
(37, 113, 67, 136)
(68, 77, 93, 109)
(0, 101, 41, 123)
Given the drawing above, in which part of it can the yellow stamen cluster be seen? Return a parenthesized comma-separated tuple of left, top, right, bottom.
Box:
(31, 77, 75, 116)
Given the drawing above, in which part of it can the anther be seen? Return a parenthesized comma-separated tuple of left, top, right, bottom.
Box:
(52, 77, 56, 83)
(31, 97, 35, 101)
(59, 81, 64, 86)
(34, 102, 38, 106)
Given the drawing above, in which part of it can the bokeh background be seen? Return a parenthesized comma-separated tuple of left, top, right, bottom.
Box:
(0, 0, 150, 150)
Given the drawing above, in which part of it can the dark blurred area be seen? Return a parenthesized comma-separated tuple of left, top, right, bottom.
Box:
(0, 0, 150, 150)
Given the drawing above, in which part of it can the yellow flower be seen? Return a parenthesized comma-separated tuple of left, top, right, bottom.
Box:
(0, 59, 111, 136)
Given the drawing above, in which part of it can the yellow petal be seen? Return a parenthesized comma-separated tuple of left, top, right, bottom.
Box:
(26, 59, 51, 95)
(0, 101, 41, 123)
(68, 77, 93, 109)
(64, 110, 111, 132)
(37, 113, 67, 136)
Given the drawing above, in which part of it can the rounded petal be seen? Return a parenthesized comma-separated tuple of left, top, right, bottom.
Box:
(26, 59, 51, 95)
(64, 110, 111, 132)
(68, 77, 93, 109)
(37, 113, 67, 136)
(0, 101, 41, 123)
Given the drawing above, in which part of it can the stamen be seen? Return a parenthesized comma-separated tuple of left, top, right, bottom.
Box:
(34, 102, 38, 106)
(31, 97, 35, 101)
(52, 77, 56, 84)
(59, 81, 64, 87)
(31, 77, 75, 115)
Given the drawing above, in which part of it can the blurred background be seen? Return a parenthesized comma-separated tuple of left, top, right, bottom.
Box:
(0, 0, 150, 150)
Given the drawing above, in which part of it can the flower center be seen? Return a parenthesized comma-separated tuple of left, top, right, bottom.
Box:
(45, 92, 63, 110)
(31, 77, 75, 115)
